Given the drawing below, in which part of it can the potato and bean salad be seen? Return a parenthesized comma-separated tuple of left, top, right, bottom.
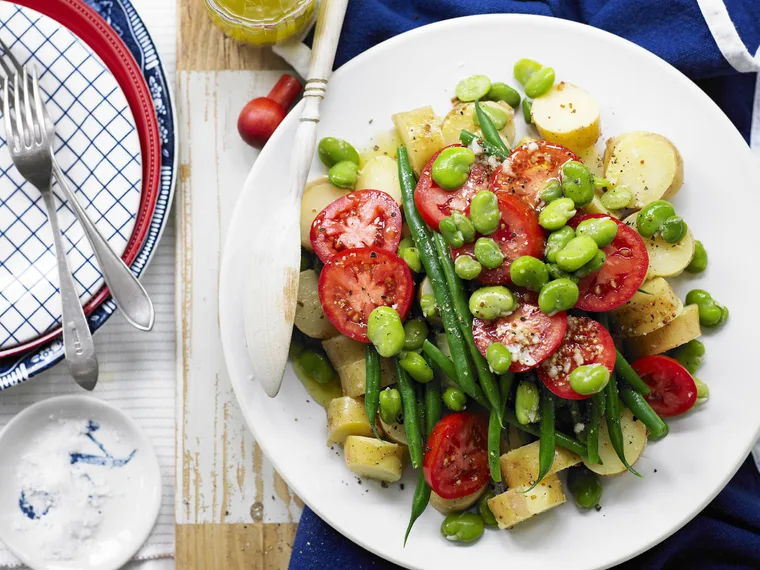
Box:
(290, 58, 724, 545)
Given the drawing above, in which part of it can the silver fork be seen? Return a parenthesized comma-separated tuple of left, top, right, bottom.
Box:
(0, 39, 154, 331)
(4, 68, 98, 390)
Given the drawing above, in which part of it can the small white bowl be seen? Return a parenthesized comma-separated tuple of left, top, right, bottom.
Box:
(0, 396, 162, 570)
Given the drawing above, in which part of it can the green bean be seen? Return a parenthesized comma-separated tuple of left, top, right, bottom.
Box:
(474, 237, 505, 268)
(297, 348, 337, 385)
(503, 408, 587, 457)
(432, 234, 503, 425)
(569, 401, 586, 444)
(567, 467, 603, 508)
(486, 342, 512, 375)
(500, 372, 515, 408)
(454, 256, 482, 280)
(394, 358, 423, 468)
(510, 256, 549, 292)
(443, 386, 467, 411)
(619, 384, 668, 441)
(600, 186, 633, 210)
(400, 351, 434, 383)
(398, 147, 481, 404)
(605, 372, 642, 477)
(478, 491, 499, 527)
(637, 200, 675, 238)
(541, 179, 563, 203)
(586, 392, 605, 465)
(300, 249, 313, 271)
(474, 100, 509, 154)
(489, 405, 502, 482)
(405, 470, 431, 546)
(317, 137, 359, 167)
(522, 99, 533, 124)
(524, 67, 555, 98)
(367, 306, 406, 357)
(545, 226, 575, 263)
(515, 379, 540, 425)
(441, 512, 485, 543)
(328, 160, 358, 189)
(685, 289, 729, 328)
(432, 147, 476, 190)
(422, 340, 489, 408)
(614, 349, 650, 394)
(569, 364, 610, 395)
(661, 215, 687, 244)
(526, 386, 556, 491)
(485, 82, 521, 108)
(686, 240, 708, 273)
(425, 377, 442, 435)
(364, 345, 381, 437)
(472, 102, 509, 130)
(451, 210, 476, 243)
(556, 235, 598, 272)
(469, 190, 501, 235)
(670, 339, 705, 374)
(403, 320, 429, 352)
(468, 286, 517, 320)
(576, 218, 618, 247)
(459, 130, 508, 160)
(456, 75, 491, 102)
(379, 387, 402, 425)
(538, 278, 579, 315)
(405, 385, 430, 546)
(539, 197, 577, 231)
(514, 58, 542, 85)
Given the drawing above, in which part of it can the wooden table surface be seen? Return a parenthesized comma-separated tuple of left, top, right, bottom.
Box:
(175, 1, 301, 567)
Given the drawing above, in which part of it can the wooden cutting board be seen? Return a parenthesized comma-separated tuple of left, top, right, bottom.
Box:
(175, 0, 301, 567)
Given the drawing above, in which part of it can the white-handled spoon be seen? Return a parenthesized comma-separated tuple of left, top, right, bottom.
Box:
(244, 0, 349, 398)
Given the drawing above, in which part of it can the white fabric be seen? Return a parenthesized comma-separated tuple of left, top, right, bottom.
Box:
(0, 0, 177, 567)
(696, 0, 760, 72)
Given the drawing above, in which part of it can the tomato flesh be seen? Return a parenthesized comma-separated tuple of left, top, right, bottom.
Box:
(490, 140, 579, 210)
(472, 295, 567, 372)
(632, 355, 697, 417)
(310, 189, 402, 263)
(537, 316, 616, 400)
(317, 248, 413, 342)
(414, 145, 492, 230)
(423, 412, 489, 500)
(451, 194, 545, 284)
(568, 214, 648, 312)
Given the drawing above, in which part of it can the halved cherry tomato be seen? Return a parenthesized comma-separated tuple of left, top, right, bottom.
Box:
(632, 355, 697, 417)
(423, 411, 489, 500)
(414, 144, 491, 230)
(568, 214, 648, 312)
(537, 316, 616, 400)
(318, 248, 413, 342)
(472, 294, 567, 372)
(451, 194, 545, 284)
(490, 140, 578, 210)
(310, 189, 402, 263)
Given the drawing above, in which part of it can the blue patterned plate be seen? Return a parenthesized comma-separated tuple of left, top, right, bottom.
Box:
(0, 0, 175, 388)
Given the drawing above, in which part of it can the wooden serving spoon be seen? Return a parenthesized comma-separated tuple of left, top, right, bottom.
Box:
(243, 0, 349, 398)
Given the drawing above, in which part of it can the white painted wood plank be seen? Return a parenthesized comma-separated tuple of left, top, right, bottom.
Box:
(175, 70, 304, 525)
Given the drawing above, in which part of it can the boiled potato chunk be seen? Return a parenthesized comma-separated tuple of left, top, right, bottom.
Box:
(603, 132, 684, 209)
(356, 156, 402, 205)
(500, 441, 582, 488)
(392, 106, 445, 175)
(295, 270, 338, 339)
(441, 100, 515, 148)
(611, 278, 682, 337)
(622, 213, 695, 279)
(531, 82, 601, 153)
(322, 335, 365, 369)
(487, 474, 566, 529)
(583, 408, 647, 476)
(338, 358, 395, 398)
(327, 397, 375, 445)
(627, 304, 702, 359)
(301, 177, 350, 249)
(379, 417, 408, 445)
(344, 436, 406, 482)
(430, 485, 487, 515)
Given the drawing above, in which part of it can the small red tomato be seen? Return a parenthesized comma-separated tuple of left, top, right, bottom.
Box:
(632, 355, 697, 417)
(237, 97, 286, 148)
(423, 412, 489, 500)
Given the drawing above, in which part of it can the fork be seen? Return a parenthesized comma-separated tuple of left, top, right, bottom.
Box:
(0, 39, 154, 332)
(3, 68, 98, 390)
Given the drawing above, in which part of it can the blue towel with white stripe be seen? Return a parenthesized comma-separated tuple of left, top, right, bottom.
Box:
(292, 1, 760, 568)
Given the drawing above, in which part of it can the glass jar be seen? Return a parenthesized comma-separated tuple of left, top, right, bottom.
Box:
(205, 0, 317, 46)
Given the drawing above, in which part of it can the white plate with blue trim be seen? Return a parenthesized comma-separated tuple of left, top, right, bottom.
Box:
(0, 395, 161, 570)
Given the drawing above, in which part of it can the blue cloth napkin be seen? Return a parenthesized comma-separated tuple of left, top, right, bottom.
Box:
(293, 1, 760, 568)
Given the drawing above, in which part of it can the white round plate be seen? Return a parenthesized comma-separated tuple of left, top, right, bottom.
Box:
(0, 395, 161, 570)
(220, 14, 760, 570)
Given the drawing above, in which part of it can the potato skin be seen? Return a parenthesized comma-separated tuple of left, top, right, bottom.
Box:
(487, 474, 566, 529)
(295, 270, 339, 339)
(500, 441, 581, 488)
(611, 277, 682, 338)
(626, 304, 702, 359)
(344, 436, 406, 482)
(327, 396, 375, 445)
(430, 485, 487, 515)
